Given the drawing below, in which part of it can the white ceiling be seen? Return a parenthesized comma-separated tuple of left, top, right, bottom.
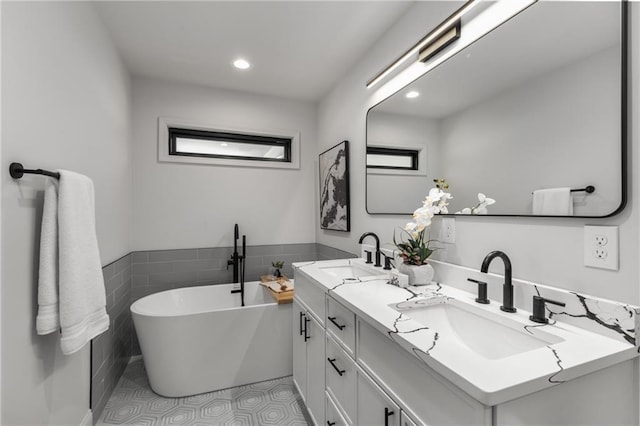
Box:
(95, 1, 414, 102)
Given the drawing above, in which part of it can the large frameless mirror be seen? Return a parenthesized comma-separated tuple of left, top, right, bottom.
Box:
(366, 1, 627, 217)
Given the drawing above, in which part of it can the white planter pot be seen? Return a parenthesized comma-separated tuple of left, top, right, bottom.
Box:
(397, 262, 435, 286)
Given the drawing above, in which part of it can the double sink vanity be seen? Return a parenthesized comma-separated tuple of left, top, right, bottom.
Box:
(292, 256, 640, 426)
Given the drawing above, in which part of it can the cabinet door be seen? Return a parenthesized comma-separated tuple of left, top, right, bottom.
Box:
(292, 300, 307, 401)
(306, 313, 326, 426)
(356, 366, 400, 426)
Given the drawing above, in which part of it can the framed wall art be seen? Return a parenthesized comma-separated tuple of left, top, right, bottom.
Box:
(319, 140, 350, 231)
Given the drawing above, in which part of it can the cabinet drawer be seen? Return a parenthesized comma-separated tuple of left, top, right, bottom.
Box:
(356, 363, 400, 426)
(326, 391, 351, 426)
(326, 295, 356, 355)
(326, 334, 356, 423)
(294, 271, 326, 325)
(357, 319, 491, 426)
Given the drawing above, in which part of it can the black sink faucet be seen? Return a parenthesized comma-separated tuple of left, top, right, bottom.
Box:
(359, 232, 382, 267)
(480, 250, 516, 313)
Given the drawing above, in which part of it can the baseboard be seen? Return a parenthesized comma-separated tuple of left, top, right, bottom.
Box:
(80, 410, 92, 426)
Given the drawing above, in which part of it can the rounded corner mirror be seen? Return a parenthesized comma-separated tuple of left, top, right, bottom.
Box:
(366, 1, 627, 218)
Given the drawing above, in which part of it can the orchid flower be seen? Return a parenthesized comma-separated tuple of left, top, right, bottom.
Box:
(454, 193, 496, 215)
(394, 179, 453, 265)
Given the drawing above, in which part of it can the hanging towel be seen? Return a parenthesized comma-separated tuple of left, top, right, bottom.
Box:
(532, 187, 573, 216)
(36, 170, 109, 355)
(36, 181, 60, 334)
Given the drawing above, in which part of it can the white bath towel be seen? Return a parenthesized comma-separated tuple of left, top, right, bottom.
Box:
(36, 170, 109, 355)
(36, 181, 60, 334)
(532, 187, 573, 216)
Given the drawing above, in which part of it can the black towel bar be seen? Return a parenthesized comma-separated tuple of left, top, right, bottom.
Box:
(532, 186, 595, 195)
(570, 186, 595, 193)
(9, 162, 60, 180)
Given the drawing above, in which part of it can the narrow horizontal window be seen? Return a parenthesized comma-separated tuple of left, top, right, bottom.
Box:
(367, 147, 419, 171)
(169, 128, 291, 163)
(158, 118, 300, 170)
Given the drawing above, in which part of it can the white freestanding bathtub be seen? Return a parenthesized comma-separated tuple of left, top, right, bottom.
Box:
(131, 282, 292, 397)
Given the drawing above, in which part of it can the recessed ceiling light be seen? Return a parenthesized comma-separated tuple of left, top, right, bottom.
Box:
(405, 91, 420, 99)
(220, 143, 228, 147)
(233, 58, 251, 70)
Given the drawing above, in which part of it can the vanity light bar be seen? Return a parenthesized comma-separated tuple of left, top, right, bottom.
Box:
(366, 0, 479, 89)
(418, 21, 461, 63)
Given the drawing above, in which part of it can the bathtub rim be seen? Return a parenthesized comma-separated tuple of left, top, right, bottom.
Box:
(130, 281, 277, 318)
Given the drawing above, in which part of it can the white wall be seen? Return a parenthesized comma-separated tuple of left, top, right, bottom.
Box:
(318, 1, 639, 305)
(1, 2, 132, 425)
(131, 77, 317, 250)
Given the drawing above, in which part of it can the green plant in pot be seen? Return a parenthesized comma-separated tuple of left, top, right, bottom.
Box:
(272, 261, 284, 278)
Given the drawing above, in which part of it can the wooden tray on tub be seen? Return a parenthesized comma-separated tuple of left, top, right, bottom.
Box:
(260, 275, 294, 304)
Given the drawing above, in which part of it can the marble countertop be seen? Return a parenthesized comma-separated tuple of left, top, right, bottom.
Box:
(293, 258, 639, 406)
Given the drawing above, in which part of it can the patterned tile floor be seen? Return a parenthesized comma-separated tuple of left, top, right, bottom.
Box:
(97, 358, 310, 425)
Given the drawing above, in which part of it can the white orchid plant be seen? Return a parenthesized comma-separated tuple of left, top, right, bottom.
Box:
(394, 179, 452, 266)
(394, 179, 495, 266)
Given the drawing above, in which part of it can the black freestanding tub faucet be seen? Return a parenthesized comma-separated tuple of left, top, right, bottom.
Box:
(228, 224, 240, 283)
(480, 250, 516, 313)
(227, 224, 246, 306)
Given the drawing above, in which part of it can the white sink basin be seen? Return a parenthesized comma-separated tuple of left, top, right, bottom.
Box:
(393, 298, 563, 360)
(319, 263, 383, 279)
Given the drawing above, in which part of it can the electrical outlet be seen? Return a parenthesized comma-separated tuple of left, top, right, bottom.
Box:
(595, 235, 608, 246)
(441, 218, 456, 244)
(584, 226, 618, 270)
(594, 248, 607, 259)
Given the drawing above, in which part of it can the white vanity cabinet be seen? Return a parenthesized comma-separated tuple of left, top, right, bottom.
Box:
(292, 272, 327, 426)
(294, 261, 640, 426)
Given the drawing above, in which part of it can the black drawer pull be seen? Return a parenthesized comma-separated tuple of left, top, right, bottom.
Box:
(328, 316, 346, 331)
(299, 311, 305, 336)
(385, 407, 394, 426)
(327, 357, 345, 376)
(304, 317, 310, 342)
(327, 422, 336, 426)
